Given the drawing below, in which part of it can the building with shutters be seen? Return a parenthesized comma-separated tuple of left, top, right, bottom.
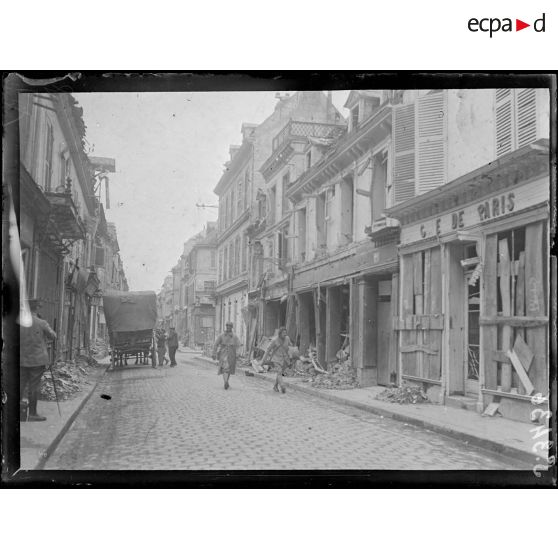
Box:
(250, 99, 345, 352)
(284, 90, 400, 386)
(18, 92, 101, 360)
(384, 88, 550, 423)
(215, 91, 342, 353)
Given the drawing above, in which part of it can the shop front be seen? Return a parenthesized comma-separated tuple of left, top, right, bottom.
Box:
(293, 240, 398, 386)
(387, 141, 549, 421)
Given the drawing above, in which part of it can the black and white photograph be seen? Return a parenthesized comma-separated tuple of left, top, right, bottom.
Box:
(2, 72, 555, 485)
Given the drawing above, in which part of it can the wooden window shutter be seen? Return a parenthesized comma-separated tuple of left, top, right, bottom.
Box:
(416, 92, 447, 195)
(516, 88, 537, 148)
(495, 89, 513, 157)
(392, 102, 416, 204)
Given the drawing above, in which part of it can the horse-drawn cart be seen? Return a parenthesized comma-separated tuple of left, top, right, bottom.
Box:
(102, 290, 157, 370)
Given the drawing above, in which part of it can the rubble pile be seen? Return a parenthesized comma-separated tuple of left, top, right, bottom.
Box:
(376, 383, 429, 405)
(90, 338, 109, 359)
(39, 356, 100, 401)
(303, 359, 360, 390)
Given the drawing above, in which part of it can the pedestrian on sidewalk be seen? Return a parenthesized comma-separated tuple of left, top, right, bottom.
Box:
(168, 326, 178, 367)
(156, 328, 168, 367)
(19, 299, 57, 421)
(261, 326, 292, 394)
(212, 322, 240, 390)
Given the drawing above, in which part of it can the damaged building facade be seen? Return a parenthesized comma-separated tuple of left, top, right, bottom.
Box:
(279, 91, 400, 387)
(18, 92, 128, 360)
(243, 88, 550, 423)
(384, 88, 550, 422)
(214, 91, 343, 353)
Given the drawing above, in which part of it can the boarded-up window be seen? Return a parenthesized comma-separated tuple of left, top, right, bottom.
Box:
(482, 223, 547, 395)
(397, 247, 443, 380)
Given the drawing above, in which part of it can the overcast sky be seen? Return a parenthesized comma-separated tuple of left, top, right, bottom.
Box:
(75, 91, 349, 292)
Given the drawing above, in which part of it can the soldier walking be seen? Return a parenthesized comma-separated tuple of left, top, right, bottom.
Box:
(212, 322, 241, 390)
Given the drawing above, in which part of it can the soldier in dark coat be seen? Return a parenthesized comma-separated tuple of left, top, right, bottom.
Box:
(167, 326, 179, 367)
(19, 299, 56, 421)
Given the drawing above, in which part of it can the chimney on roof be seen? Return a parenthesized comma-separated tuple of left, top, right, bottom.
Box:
(229, 145, 241, 160)
(241, 123, 257, 142)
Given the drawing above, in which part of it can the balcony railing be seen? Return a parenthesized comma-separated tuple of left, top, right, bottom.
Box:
(271, 120, 346, 152)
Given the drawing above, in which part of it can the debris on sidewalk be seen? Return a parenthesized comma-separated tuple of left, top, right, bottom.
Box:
(303, 359, 359, 390)
(376, 383, 429, 405)
(40, 356, 102, 401)
(90, 338, 109, 359)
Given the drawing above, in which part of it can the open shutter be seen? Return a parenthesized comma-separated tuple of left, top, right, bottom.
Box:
(516, 88, 537, 148)
(392, 102, 416, 204)
(495, 89, 513, 157)
(416, 92, 446, 195)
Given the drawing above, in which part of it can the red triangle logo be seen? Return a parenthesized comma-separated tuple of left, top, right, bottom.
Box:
(516, 19, 530, 31)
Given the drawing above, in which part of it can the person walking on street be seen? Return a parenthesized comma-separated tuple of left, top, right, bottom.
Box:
(167, 326, 179, 367)
(156, 328, 168, 367)
(212, 322, 240, 390)
(262, 326, 292, 394)
(19, 299, 57, 421)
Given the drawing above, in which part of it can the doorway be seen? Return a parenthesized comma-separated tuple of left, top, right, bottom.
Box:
(464, 270, 480, 397)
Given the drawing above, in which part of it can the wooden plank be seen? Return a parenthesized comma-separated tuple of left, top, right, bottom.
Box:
(479, 316, 548, 327)
(507, 349, 535, 395)
(499, 238, 513, 392)
(429, 247, 442, 380)
(400, 344, 439, 355)
(413, 252, 424, 377)
(482, 402, 501, 417)
(492, 350, 512, 364)
(513, 334, 534, 373)
(515, 251, 526, 394)
(422, 249, 431, 380)
(482, 234, 498, 390)
(525, 222, 547, 394)
(515, 252, 525, 316)
(388, 273, 399, 383)
(400, 254, 417, 377)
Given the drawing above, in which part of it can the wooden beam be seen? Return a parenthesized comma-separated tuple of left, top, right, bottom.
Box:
(482, 234, 498, 390)
(513, 334, 534, 373)
(507, 349, 535, 395)
(400, 344, 439, 355)
(499, 238, 512, 391)
(525, 221, 546, 394)
(492, 350, 511, 364)
(479, 316, 548, 327)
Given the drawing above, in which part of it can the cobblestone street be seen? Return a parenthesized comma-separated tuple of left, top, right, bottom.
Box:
(44, 353, 519, 470)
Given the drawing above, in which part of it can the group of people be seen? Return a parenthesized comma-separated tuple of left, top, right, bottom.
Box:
(154, 326, 179, 367)
(18, 300, 294, 421)
(213, 322, 293, 393)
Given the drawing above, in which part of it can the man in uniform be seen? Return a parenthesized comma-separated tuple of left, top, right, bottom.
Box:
(20, 299, 57, 421)
(167, 326, 179, 367)
(212, 322, 241, 390)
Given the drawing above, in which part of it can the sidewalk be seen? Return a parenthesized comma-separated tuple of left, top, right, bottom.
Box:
(19, 357, 109, 471)
(195, 355, 547, 467)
